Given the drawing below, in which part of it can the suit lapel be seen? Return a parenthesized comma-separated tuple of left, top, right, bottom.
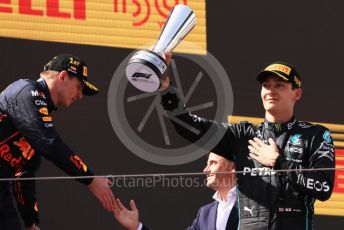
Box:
(226, 201, 239, 230)
(208, 201, 218, 230)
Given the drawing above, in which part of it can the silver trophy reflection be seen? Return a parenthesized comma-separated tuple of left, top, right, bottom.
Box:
(126, 4, 196, 92)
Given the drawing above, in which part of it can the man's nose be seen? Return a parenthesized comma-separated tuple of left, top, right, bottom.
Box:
(265, 87, 276, 95)
(203, 166, 210, 174)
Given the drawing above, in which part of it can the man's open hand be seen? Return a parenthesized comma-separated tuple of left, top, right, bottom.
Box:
(88, 177, 115, 211)
(248, 138, 279, 167)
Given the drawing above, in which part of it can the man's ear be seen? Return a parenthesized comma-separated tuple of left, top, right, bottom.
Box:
(294, 88, 302, 101)
(58, 70, 68, 81)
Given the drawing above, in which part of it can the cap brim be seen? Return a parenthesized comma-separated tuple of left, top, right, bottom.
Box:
(256, 70, 289, 83)
(82, 80, 99, 96)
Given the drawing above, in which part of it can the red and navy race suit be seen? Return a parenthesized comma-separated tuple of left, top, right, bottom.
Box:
(0, 78, 94, 228)
(161, 87, 335, 230)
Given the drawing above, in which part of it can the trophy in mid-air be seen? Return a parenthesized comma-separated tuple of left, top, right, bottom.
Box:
(126, 4, 196, 92)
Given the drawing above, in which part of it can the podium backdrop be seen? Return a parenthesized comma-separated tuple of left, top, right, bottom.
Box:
(1, 0, 344, 229)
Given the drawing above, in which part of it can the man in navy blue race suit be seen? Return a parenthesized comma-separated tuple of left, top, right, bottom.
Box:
(0, 54, 115, 230)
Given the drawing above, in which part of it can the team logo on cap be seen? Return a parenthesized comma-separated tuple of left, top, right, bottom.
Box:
(84, 81, 98, 91)
(294, 76, 301, 87)
(265, 64, 291, 76)
(69, 58, 80, 66)
(83, 66, 88, 77)
(69, 66, 77, 72)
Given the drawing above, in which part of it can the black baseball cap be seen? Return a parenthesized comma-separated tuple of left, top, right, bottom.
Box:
(43, 54, 99, 96)
(256, 61, 302, 88)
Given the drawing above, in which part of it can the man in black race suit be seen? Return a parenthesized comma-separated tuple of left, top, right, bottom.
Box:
(0, 54, 115, 230)
(160, 59, 335, 230)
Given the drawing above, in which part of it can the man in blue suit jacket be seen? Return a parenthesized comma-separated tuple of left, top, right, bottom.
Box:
(187, 152, 238, 230)
(113, 152, 238, 230)
(188, 196, 238, 230)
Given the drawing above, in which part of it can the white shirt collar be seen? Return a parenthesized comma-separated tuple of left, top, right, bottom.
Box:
(212, 186, 237, 205)
(213, 186, 237, 230)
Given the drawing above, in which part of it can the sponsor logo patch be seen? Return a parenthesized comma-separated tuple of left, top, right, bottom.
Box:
(298, 123, 311, 129)
(31, 90, 46, 99)
(39, 107, 49, 115)
(323, 130, 332, 143)
(13, 137, 35, 160)
(132, 72, 152, 79)
(0, 144, 22, 168)
(35, 100, 47, 106)
(290, 134, 302, 145)
(243, 167, 276, 176)
(297, 174, 330, 192)
(70, 155, 88, 172)
(45, 123, 53, 128)
(42, 116, 52, 122)
(83, 66, 88, 77)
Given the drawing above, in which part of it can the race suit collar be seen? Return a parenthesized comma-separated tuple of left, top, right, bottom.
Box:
(263, 116, 296, 132)
(37, 78, 57, 112)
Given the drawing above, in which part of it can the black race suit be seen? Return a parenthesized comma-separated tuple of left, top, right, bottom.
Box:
(0, 78, 94, 228)
(161, 88, 335, 230)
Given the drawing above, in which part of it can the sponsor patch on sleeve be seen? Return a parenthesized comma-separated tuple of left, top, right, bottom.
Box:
(70, 155, 88, 172)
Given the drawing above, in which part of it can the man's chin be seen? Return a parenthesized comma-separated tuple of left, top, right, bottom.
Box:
(60, 102, 72, 108)
(206, 181, 217, 189)
(265, 105, 279, 113)
(65, 100, 74, 107)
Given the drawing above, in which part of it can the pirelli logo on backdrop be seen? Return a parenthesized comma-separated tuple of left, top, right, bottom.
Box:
(228, 115, 344, 217)
(0, 0, 207, 55)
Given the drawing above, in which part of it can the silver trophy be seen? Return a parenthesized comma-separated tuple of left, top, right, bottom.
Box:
(126, 4, 196, 92)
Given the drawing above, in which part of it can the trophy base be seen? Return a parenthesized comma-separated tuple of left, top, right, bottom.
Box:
(126, 50, 168, 92)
